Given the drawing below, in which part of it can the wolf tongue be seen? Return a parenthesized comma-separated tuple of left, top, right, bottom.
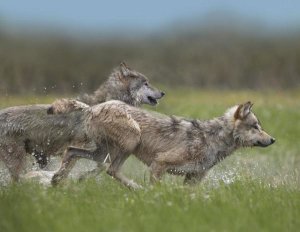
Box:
(151, 99, 158, 104)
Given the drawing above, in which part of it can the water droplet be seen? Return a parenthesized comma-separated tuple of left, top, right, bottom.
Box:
(166, 201, 173, 206)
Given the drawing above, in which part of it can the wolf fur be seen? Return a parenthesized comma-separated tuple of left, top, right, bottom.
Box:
(0, 63, 164, 181)
(51, 100, 275, 188)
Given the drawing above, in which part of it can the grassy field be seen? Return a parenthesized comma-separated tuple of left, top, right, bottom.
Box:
(0, 89, 299, 232)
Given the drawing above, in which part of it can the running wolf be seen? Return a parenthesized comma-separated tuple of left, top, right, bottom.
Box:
(0, 63, 165, 181)
(51, 100, 275, 188)
(49, 62, 164, 113)
(33, 61, 164, 168)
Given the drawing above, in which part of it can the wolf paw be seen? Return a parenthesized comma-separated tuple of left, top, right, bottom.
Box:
(51, 173, 64, 186)
(127, 180, 143, 190)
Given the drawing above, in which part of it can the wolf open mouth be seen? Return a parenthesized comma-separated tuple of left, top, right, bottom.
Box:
(147, 96, 158, 105)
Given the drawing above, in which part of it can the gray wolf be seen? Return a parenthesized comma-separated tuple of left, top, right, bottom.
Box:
(0, 63, 164, 181)
(51, 100, 275, 188)
(48, 62, 164, 114)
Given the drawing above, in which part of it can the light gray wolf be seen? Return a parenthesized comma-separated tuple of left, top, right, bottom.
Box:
(0, 63, 164, 181)
(51, 100, 275, 188)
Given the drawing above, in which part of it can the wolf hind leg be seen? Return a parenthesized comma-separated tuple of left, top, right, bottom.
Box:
(0, 142, 26, 182)
(24, 139, 49, 169)
(78, 162, 106, 182)
(51, 147, 101, 186)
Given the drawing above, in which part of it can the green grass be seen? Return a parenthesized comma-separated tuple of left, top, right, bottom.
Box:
(0, 89, 300, 232)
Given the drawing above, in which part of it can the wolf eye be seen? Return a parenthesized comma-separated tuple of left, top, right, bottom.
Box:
(252, 124, 259, 130)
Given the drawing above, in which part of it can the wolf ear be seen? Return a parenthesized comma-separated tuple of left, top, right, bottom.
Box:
(120, 62, 131, 77)
(234, 101, 253, 119)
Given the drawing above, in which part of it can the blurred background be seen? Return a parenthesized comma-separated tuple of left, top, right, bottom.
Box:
(0, 0, 299, 95)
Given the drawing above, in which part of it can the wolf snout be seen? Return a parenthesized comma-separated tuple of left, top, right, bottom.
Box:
(161, 92, 165, 97)
(270, 138, 276, 144)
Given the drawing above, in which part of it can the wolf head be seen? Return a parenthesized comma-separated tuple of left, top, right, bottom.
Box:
(118, 62, 165, 106)
(229, 101, 275, 148)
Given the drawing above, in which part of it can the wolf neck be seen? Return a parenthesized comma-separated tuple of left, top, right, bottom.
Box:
(77, 71, 139, 107)
(195, 116, 238, 161)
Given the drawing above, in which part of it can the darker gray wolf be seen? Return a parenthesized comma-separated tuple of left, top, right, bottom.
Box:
(48, 62, 164, 113)
(51, 100, 275, 188)
(0, 63, 164, 181)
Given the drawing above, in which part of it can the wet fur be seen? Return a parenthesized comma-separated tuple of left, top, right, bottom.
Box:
(52, 101, 275, 188)
(0, 63, 164, 181)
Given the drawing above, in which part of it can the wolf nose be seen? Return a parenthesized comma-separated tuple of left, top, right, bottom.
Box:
(270, 138, 276, 144)
(161, 92, 165, 97)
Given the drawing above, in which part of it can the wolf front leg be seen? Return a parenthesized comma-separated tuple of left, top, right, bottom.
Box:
(149, 150, 183, 184)
(183, 171, 207, 185)
(106, 152, 142, 190)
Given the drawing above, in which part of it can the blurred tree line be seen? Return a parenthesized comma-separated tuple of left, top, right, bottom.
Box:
(0, 26, 299, 95)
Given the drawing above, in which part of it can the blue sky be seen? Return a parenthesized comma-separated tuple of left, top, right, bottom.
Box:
(0, 0, 300, 32)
